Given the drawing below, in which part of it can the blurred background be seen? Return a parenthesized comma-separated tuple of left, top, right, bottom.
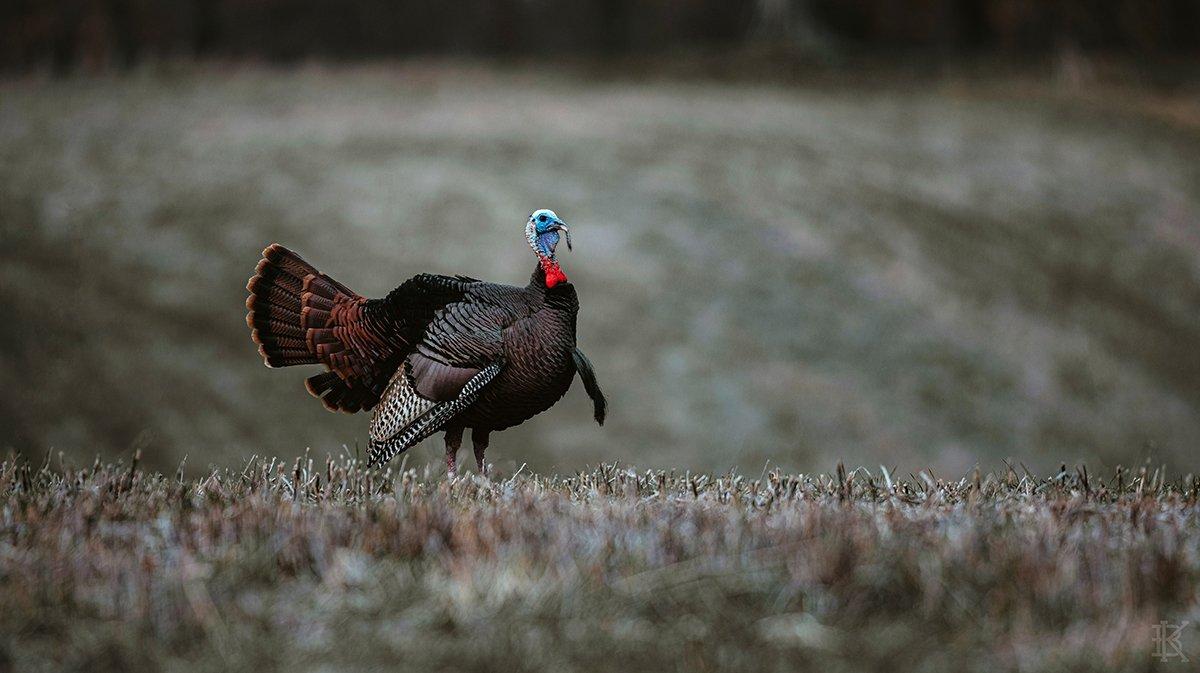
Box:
(1, 1, 1199, 476)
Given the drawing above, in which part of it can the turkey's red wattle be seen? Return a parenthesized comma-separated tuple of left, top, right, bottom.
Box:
(541, 258, 568, 288)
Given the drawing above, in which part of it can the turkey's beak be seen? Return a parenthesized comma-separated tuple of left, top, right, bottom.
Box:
(555, 223, 572, 251)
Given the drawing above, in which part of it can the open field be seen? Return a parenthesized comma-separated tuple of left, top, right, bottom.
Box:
(3, 64, 1200, 476)
(1, 453, 1198, 672)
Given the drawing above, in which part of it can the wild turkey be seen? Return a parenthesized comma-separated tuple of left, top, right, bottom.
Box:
(245, 209, 606, 474)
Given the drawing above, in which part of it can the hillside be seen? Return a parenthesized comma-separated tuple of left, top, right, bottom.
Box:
(2, 64, 1200, 474)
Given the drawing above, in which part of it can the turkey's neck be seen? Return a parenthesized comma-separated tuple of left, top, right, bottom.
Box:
(531, 256, 568, 289)
(529, 260, 580, 317)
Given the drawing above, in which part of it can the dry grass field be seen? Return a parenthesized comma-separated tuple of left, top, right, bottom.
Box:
(3, 63, 1200, 477)
(3, 63, 1199, 670)
(1, 452, 1197, 672)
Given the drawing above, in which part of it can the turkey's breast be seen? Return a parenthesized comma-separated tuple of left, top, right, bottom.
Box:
(454, 283, 578, 431)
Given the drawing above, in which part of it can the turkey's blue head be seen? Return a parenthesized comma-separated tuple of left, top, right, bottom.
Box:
(526, 208, 572, 288)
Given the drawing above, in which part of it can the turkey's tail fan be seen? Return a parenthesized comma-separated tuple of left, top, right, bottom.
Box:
(246, 244, 321, 368)
(245, 244, 377, 413)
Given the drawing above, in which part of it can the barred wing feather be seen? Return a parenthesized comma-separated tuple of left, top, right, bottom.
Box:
(367, 361, 504, 466)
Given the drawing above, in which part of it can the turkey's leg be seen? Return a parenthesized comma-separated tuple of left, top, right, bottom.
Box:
(444, 426, 463, 477)
(472, 429, 491, 475)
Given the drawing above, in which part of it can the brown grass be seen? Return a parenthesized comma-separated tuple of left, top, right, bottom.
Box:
(1, 451, 1197, 672)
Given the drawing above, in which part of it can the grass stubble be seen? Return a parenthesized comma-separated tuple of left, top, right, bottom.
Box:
(1, 452, 1198, 672)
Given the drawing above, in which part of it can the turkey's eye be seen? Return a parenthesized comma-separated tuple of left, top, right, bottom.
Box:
(538, 215, 547, 222)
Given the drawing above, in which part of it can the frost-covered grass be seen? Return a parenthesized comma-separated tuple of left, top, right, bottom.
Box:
(2, 452, 1197, 672)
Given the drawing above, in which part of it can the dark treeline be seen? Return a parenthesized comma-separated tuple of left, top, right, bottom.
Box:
(3, 0, 1199, 72)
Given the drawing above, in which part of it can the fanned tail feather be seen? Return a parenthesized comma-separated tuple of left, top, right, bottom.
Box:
(246, 244, 325, 368)
(246, 244, 377, 413)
